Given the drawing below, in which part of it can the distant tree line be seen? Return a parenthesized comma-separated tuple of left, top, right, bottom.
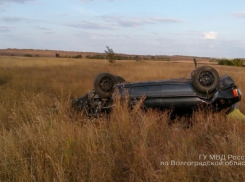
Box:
(84, 54, 169, 61)
(85, 55, 105, 59)
(55, 53, 82, 59)
(19, 52, 168, 61)
(217, 58, 244, 67)
(23, 54, 39, 57)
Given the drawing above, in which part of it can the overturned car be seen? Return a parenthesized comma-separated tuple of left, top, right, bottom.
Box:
(72, 66, 242, 117)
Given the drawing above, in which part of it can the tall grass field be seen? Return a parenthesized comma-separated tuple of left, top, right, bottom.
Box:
(0, 56, 245, 181)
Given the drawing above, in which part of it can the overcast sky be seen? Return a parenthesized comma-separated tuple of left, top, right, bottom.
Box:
(0, 0, 245, 58)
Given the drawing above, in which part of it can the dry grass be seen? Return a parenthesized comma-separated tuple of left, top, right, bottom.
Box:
(0, 56, 245, 181)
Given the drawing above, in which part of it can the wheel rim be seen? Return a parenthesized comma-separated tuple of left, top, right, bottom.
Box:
(99, 78, 113, 92)
(199, 71, 214, 87)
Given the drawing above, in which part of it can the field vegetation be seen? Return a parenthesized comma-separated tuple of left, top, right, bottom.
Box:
(0, 56, 245, 181)
(217, 58, 244, 67)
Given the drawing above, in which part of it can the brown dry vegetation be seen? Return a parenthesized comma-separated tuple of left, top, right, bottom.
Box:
(0, 56, 245, 181)
(0, 49, 94, 58)
(0, 49, 212, 62)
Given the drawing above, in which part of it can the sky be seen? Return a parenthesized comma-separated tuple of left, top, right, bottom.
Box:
(0, 0, 245, 58)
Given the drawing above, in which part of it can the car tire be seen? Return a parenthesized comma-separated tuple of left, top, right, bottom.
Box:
(115, 76, 125, 83)
(93, 73, 117, 98)
(191, 66, 219, 94)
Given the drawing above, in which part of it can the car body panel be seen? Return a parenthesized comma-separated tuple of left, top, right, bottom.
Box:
(72, 72, 242, 117)
(117, 79, 196, 98)
(115, 75, 241, 113)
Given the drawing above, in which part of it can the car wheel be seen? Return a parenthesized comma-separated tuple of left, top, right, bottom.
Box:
(93, 73, 117, 98)
(115, 76, 125, 83)
(191, 66, 219, 94)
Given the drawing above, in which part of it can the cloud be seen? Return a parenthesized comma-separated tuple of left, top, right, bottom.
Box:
(74, 7, 97, 16)
(77, 0, 117, 2)
(34, 27, 54, 35)
(101, 15, 182, 28)
(77, 0, 92, 2)
(65, 20, 117, 30)
(0, 17, 24, 22)
(0, 26, 15, 32)
(201, 31, 218, 40)
(36, 27, 51, 31)
(0, 16, 51, 24)
(59, 13, 68, 17)
(66, 15, 181, 30)
(232, 11, 245, 18)
(150, 17, 182, 23)
(0, 0, 34, 4)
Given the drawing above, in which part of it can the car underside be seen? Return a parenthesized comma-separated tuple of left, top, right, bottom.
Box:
(72, 66, 242, 118)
